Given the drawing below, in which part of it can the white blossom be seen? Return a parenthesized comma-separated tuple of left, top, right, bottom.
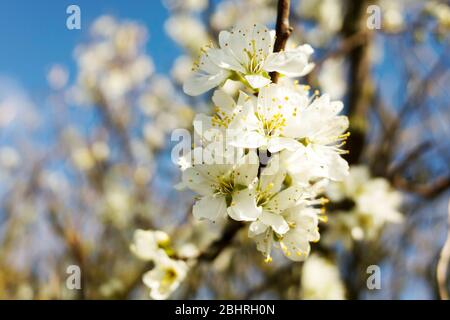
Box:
(318, 57, 346, 100)
(178, 149, 260, 222)
(247, 163, 326, 262)
(74, 16, 154, 104)
(142, 255, 188, 300)
(324, 165, 403, 247)
(210, 0, 275, 31)
(183, 23, 314, 96)
(301, 254, 346, 299)
(130, 229, 171, 261)
(228, 83, 349, 181)
(131, 229, 189, 300)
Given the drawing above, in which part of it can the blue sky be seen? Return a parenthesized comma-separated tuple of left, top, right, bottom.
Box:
(0, 0, 180, 91)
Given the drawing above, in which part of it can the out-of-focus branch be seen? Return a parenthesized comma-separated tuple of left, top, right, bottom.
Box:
(270, 0, 293, 83)
(337, 0, 372, 299)
(393, 175, 450, 199)
(341, 0, 372, 165)
(47, 201, 87, 299)
(316, 31, 369, 68)
(243, 263, 294, 299)
(437, 200, 450, 300)
(95, 91, 134, 162)
(372, 51, 448, 175)
(197, 220, 244, 261)
(387, 141, 433, 178)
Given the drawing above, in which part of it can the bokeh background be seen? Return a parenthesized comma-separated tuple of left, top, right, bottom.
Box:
(0, 0, 449, 299)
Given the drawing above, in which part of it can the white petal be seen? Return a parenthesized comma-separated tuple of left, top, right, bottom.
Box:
(227, 189, 262, 221)
(180, 167, 213, 196)
(260, 211, 289, 235)
(245, 74, 272, 89)
(252, 230, 273, 258)
(212, 89, 236, 114)
(249, 220, 268, 237)
(267, 137, 301, 153)
(230, 131, 266, 149)
(130, 230, 158, 260)
(264, 44, 314, 77)
(234, 150, 259, 186)
(183, 70, 230, 96)
(208, 47, 243, 72)
(193, 195, 227, 222)
(280, 230, 312, 261)
(266, 186, 304, 213)
(218, 30, 231, 48)
(142, 270, 164, 291)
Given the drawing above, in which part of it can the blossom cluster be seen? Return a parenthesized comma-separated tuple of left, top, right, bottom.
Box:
(73, 15, 154, 104)
(323, 165, 403, 249)
(177, 23, 350, 262)
(130, 230, 189, 300)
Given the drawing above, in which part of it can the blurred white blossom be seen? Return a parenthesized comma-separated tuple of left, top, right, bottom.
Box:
(142, 254, 188, 300)
(131, 229, 190, 299)
(210, 0, 275, 31)
(324, 165, 403, 248)
(318, 58, 346, 100)
(164, 0, 208, 12)
(47, 64, 69, 90)
(165, 15, 210, 52)
(296, 0, 344, 46)
(74, 16, 154, 104)
(301, 254, 346, 299)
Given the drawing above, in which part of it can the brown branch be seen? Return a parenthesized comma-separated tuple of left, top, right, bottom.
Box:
(393, 175, 450, 199)
(371, 49, 448, 175)
(387, 141, 433, 178)
(47, 202, 87, 299)
(243, 263, 294, 299)
(197, 220, 244, 261)
(270, 0, 293, 83)
(341, 0, 372, 165)
(316, 31, 369, 68)
(437, 200, 450, 300)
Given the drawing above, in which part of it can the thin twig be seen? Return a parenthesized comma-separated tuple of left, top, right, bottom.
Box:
(270, 0, 293, 83)
(387, 141, 432, 178)
(393, 175, 450, 199)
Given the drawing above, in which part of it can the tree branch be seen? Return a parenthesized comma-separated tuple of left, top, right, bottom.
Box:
(341, 0, 372, 165)
(270, 0, 293, 83)
(197, 220, 244, 261)
(387, 141, 433, 178)
(393, 174, 450, 199)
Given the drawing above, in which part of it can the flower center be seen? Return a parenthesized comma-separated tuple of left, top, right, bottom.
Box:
(162, 267, 178, 285)
(255, 112, 286, 136)
(211, 106, 234, 128)
(243, 40, 265, 74)
(214, 174, 235, 196)
(256, 182, 275, 207)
